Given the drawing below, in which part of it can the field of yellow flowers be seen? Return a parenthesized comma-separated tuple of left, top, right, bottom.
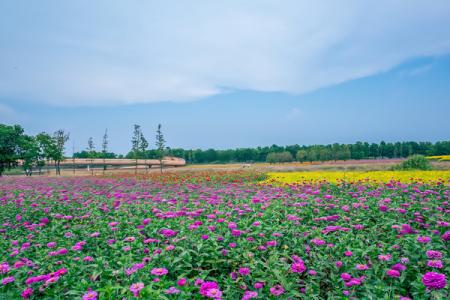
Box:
(266, 170, 450, 185)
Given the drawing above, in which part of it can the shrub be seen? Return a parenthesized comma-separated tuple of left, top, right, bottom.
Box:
(266, 151, 294, 163)
(393, 155, 432, 170)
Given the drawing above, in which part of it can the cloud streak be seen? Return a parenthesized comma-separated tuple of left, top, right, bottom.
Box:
(1, 0, 450, 106)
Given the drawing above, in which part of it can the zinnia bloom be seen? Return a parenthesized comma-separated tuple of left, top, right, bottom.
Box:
(422, 272, 446, 290)
(130, 282, 145, 297)
(269, 284, 285, 296)
(386, 269, 401, 278)
(151, 267, 168, 276)
(82, 291, 98, 300)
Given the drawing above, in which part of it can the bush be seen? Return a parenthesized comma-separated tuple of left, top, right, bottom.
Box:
(266, 151, 294, 163)
(393, 154, 432, 170)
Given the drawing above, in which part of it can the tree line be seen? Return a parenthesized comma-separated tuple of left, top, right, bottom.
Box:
(0, 124, 69, 176)
(159, 141, 450, 164)
(2, 122, 450, 176)
(0, 123, 167, 176)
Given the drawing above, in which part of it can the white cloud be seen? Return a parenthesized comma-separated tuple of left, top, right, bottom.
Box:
(1, 0, 450, 106)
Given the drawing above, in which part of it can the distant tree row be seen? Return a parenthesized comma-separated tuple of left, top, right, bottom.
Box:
(2, 122, 450, 176)
(160, 141, 450, 164)
(0, 124, 69, 176)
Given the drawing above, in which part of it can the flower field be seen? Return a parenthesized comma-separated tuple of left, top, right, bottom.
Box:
(267, 171, 450, 185)
(0, 173, 448, 299)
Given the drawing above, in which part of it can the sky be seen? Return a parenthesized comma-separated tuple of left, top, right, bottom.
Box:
(1, 1, 450, 154)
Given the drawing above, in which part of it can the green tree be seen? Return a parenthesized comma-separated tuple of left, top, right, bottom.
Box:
(53, 130, 69, 175)
(296, 150, 307, 162)
(155, 124, 166, 173)
(19, 135, 39, 176)
(102, 129, 109, 173)
(0, 124, 24, 176)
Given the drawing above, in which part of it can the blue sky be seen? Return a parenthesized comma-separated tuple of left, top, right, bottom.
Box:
(1, 1, 450, 154)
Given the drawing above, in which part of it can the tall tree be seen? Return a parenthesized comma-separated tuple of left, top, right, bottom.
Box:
(155, 124, 166, 173)
(131, 125, 143, 174)
(87, 137, 95, 175)
(19, 135, 39, 176)
(0, 124, 24, 176)
(102, 129, 109, 174)
(53, 130, 69, 175)
(36, 132, 56, 174)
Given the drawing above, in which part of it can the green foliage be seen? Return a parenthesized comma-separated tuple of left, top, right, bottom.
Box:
(0, 124, 24, 175)
(266, 151, 293, 163)
(393, 155, 432, 170)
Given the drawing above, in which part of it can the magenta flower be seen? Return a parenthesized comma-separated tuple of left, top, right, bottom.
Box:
(21, 287, 33, 299)
(242, 290, 258, 300)
(386, 269, 400, 278)
(356, 264, 369, 270)
(427, 260, 443, 269)
(422, 272, 446, 290)
(2, 276, 14, 285)
(151, 267, 168, 276)
(165, 287, 181, 294)
(426, 250, 442, 259)
(200, 281, 222, 299)
(254, 282, 264, 289)
(291, 261, 306, 273)
(82, 291, 98, 300)
(417, 236, 431, 243)
(177, 278, 187, 286)
(239, 267, 250, 276)
(269, 284, 285, 296)
(130, 282, 145, 297)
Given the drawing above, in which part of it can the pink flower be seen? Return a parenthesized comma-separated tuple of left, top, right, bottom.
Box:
(21, 287, 33, 299)
(254, 282, 264, 289)
(200, 281, 222, 299)
(266, 240, 277, 247)
(151, 267, 168, 276)
(205, 288, 222, 299)
(242, 290, 258, 300)
(422, 272, 446, 290)
(291, 261, 306, 273)
(427, 260, 443, 269)
(177, 278, 187, 286)
(417, 236, 431, 243)
(356, 264, 369, 270)
(386, 269, 401, 278)
(239, 267, 250, 276)
(2, 276, 14, 285)
(82, 291, 98, 300)
(341, 273, 352, 281)
(426, 250, 442, 259)
(344, 251, 353, 257)
(269, 284, 285, 296)
(0, 262, 10, 274)
(165, 287, 180, 294)
(45, 276, 59, 285)
(130, 282, 145, 297)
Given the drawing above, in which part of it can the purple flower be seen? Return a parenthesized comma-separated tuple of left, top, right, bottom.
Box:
(2, 276, 14, 285)
(151, 267, 168, 276)
(82, 291, 98, 300)
(239, 267, 250, 276)
(426, 250, 442, 259)
(269, 284, 285, 296)
(165, 287, 180, 294)
(422, 272, 446, 290)
(386, 269, 400, 278)
(427, 260, 443, 269)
